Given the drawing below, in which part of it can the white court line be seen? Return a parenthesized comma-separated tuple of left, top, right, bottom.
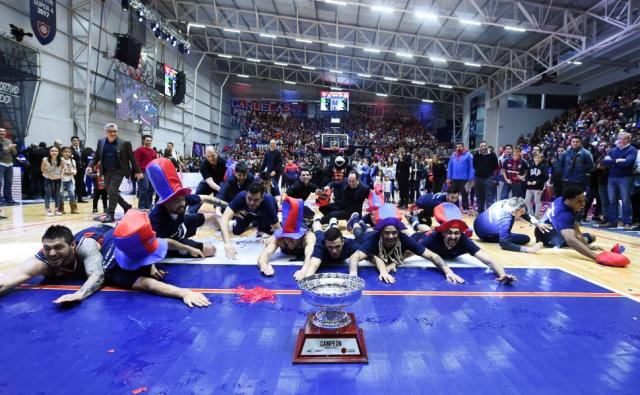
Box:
(558, 267, 640, 303)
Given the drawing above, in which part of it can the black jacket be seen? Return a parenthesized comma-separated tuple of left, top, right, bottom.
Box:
(333, 180, 369, 214)
(92, 137, 141, 175)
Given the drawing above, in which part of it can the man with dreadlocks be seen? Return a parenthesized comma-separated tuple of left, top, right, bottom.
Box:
(347, 213, 464, 284)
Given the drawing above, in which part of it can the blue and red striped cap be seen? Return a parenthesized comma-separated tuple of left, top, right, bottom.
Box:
(274, 196, 307, 239)
(433, 202, 470, 234)
(113, 210, 168, 270)
(146, 158, 191, 205)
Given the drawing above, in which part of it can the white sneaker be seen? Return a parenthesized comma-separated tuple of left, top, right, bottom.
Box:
(328, 217, 338, 228)
(46, 210, 54, 217)
(54, 210, 62, 216)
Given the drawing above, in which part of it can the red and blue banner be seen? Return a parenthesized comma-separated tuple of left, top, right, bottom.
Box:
(30, 0, 57, 45)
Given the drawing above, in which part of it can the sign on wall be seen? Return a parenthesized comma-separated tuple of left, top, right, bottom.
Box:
(231, 100, 307, 129)
(30, 0, 57, 45)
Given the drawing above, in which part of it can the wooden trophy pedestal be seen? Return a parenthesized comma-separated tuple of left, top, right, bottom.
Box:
(293, 312, 368, 364)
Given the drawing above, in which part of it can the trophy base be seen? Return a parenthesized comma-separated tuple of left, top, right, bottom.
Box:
(293, 313, 368, 364)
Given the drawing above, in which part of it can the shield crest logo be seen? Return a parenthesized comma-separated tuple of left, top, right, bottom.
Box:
(37, 21, 50, 38)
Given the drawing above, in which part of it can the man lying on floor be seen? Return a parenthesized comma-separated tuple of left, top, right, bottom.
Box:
(0, 210, 211, 308)
(408, 203, 517, 284)
(257, 197, 316, 276)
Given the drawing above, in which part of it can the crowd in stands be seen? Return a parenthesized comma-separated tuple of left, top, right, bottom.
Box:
(1, 78, 639, 232)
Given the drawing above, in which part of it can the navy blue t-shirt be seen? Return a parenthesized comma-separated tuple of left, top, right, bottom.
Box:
(229, 191, 278, 226)
(357, 231, 426, 258)
(149, 194, 204, 241)
(417, 232, 480, 260)
(416, 192, 447, 211)
(542, 197, 577, 232)
(311, 231, 359, 265)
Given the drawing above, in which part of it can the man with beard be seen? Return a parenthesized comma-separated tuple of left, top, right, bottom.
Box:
(348, 215, 464, 284)
(147, 159, 222, 258)
(285, 168, 319, 222)
(409, 187, 460, 228)
(319, 171, 369, 224)
(188, 146, 227, 214)
(410, 203, 516, 284)
(0, 225, 105, 304)
(220, 183, 281, 259)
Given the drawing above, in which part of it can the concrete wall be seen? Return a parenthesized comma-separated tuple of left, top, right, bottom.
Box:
(0, 0, 234, 155)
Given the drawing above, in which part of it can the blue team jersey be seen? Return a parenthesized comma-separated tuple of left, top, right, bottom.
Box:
(416, 192, 447, 211)
(473, 200, 516, 240)
(311, 235, 358, 265)
(357, 231, 426, 258)
(542, 197, 577, 232)
(149, 194, 203, 240)
(229, 191, 278, 226)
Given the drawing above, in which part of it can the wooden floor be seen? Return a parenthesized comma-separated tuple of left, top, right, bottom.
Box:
(1, 196, 639, 300)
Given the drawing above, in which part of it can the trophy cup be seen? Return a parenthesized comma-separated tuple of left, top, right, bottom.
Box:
(293, 273, 368, 363)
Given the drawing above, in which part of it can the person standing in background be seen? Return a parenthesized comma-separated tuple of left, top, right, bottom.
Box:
(91, 123, 143, 223)
(447, 143, 474, 211)
(0, 128, 18, 205)
(261, 139, 283, 185)
(473, 141, 498, 213)
(70, 136, 87, 203)
(524, 153, 548, 218)
(396, 147, 411, 209)
(134, 135, 158, 210)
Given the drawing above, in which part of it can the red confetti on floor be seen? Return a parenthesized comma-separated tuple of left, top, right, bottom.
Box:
(234, 285, 277, 304)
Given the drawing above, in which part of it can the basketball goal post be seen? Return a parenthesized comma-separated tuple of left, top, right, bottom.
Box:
(321, 133, 349, 152)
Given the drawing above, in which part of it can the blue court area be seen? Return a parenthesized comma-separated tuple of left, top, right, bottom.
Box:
(2, 265, 639, 394)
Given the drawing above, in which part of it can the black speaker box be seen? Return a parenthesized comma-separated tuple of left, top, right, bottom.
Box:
(115, 35, 142, 68)
(172, 71, 186, 105)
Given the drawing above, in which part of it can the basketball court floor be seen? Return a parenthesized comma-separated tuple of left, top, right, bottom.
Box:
(1, 201, 639, 394)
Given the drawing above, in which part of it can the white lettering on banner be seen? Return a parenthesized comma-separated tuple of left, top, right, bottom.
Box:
(0, 82, 20, 96)
(0, 94, 11, 104)
(301, 338, 360, 356)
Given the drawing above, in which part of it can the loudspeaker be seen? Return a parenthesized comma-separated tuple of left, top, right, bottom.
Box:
(172, 71, 186, 105)
(115, 35, 142, 68)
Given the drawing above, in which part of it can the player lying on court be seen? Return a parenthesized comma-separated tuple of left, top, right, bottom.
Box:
(0, 210, 210, 308)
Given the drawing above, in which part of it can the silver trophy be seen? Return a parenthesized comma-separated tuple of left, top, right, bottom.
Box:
(299, 273, 365, 329)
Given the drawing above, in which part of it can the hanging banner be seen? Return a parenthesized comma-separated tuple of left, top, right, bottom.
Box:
(231, 100, 307, 129)
(30, 0, 57, 45)
(0, 36, 40, 149)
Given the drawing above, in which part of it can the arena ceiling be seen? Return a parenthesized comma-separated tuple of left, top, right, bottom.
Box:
(150, 0, 640, 104)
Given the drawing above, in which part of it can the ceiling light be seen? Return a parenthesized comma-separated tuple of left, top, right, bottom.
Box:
(284, 80, 296, 85)
(396, 52, 413, 59)
(302, 65, 316, 70)
(411, 80, 425, 85)
(569, 61, 582, 65)
(376, 93, 388, 97)
(415, 11, 438, 20)
(371, 5, 394, 13)
(218, 54, 232, 59)
(357, 73, 372, 77)
(330, 86, 343, 90)
(274, 61, 288, 66)
(460, 19, 482, 26)
(223, 28, 241, 33)
(464, 62, 481, 67)
(246, 58, 261, 62)
(504, 26, 526, 32)
(324, 0, 347, 6)
(116, 98, 122, 104)
(328, 43, 345, 48)
(260, 33, 277, 38)
(237, 74, 249, 78)
(429, 56, 447, 63)
(295, 38, 313, 43)
(188, 23, 206, 29)
(438, 84, 453, 89)
(329, 69, 343, 74)
(363, 48, 381, 53)
(422, 99, 434, 103)
(384, 77, 398, 81)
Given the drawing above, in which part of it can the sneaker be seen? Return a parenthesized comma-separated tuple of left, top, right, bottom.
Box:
(623, 224, 634, 231)
(123, 203, 132, 214)
(54, 210, 62, 216)
(101, 214, 115, 223)
(46, 210, 54, 217)
(328, 217, 338, 229)
(358, 220, 369, 233)
(346, 212, 360, 232)
(595, 222, 615, 228)
(92, 209, 98, 214)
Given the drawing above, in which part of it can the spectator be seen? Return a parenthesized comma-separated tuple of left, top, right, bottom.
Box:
(60, 147, 78, 214)
(261, 139, 283, 183)
(559, 135, 594, 192)
(189, 146, 227, 214)
(319, 171, 369, 224)
(430, 154, 446, 193)
(501, 147, 527, 199)
(41, 146, 63, 216)
(473, 140, 498, 213)
(133, 134, 158, 210)
(524, 153, 548, 218)
(447, 142, 474, 210)
(91, 123, 143, 223)
(601, 131, 638, 229)
(70, 136, 87, 203)
(396, 147, 412, 208)
(0, 128, 18, 205)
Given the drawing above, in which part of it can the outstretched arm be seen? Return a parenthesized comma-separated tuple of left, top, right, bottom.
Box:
(561, 229, 598, 260)
(0, 257, 48, 296)
(473, 250, 517, 285)
(257, 236, 278, 276)
(347, 251, 368, 277)
(132, 276, 211, 308)
(294, 257, 322, 281)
